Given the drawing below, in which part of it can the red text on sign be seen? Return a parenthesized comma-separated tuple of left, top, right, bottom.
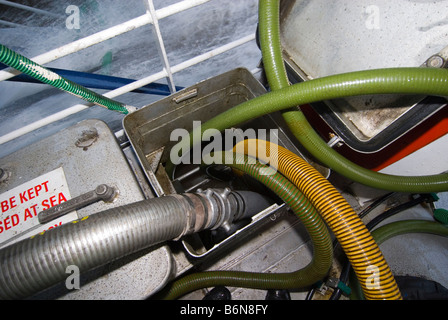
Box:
(0, 192, 68, 234)
(1, 181, 50, 214)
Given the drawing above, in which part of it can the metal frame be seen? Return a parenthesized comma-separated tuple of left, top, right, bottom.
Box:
(0, 0, 256, 145)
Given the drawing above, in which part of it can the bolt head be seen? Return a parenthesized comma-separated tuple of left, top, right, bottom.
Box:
(427, 55, 444, 68)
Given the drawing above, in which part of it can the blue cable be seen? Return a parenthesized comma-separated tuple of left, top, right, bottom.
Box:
(0, 63, 183, 96)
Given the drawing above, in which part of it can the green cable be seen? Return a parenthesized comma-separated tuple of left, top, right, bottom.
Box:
(156, 151, 333, 300)
(0, 44, 133, 114)
(350, 219, 448, 300)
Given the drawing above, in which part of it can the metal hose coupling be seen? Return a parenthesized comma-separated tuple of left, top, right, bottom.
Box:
(194, 188, 238, 233)
(193, 188, 272, 233)
(0, 188, 263, 300)
(166, 188, 253, 239)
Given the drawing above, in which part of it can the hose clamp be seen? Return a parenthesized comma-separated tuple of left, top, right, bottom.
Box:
(167, 194, 197, 240)
(196, 188, 234, 230)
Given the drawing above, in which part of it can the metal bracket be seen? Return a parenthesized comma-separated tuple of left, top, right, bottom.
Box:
(38, 184, 118, 224)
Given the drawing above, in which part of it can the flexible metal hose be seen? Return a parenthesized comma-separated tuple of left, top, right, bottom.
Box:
(0, 44, 134, 114)
(234, 139, 402, 299)
(0, 193, 218, 300)
(157, 151, 333, 300)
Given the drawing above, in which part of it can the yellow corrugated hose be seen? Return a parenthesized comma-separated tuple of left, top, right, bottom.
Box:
(234, 139, 402, 300)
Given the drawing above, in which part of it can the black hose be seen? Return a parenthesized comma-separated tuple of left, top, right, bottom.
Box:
(366, 194, 435, 231)
(232, 190, 273, 221)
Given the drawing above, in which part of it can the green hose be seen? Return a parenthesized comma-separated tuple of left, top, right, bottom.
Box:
(160, 0, 448, 300)
(166, 66, 448, 192)
(0, 44, 133, 114)
(351, 220, 448, 299)
(157, 151, 333, 300)
(258, 0, 289, 91)
(166, 0, 448, 193)
(283, 111, 448, 192)
(257, 0, 448, 193)
(372, 220, 448, 244)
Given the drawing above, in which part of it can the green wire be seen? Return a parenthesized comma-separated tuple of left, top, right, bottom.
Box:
(0, 44, 132, 114)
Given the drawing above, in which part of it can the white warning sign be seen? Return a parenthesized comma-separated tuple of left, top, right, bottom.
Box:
(0, 167, 77, 248)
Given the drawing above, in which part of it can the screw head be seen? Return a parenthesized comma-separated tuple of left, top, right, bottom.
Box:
(427, 55, 445, 68)
(95, 184, 108, 195)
